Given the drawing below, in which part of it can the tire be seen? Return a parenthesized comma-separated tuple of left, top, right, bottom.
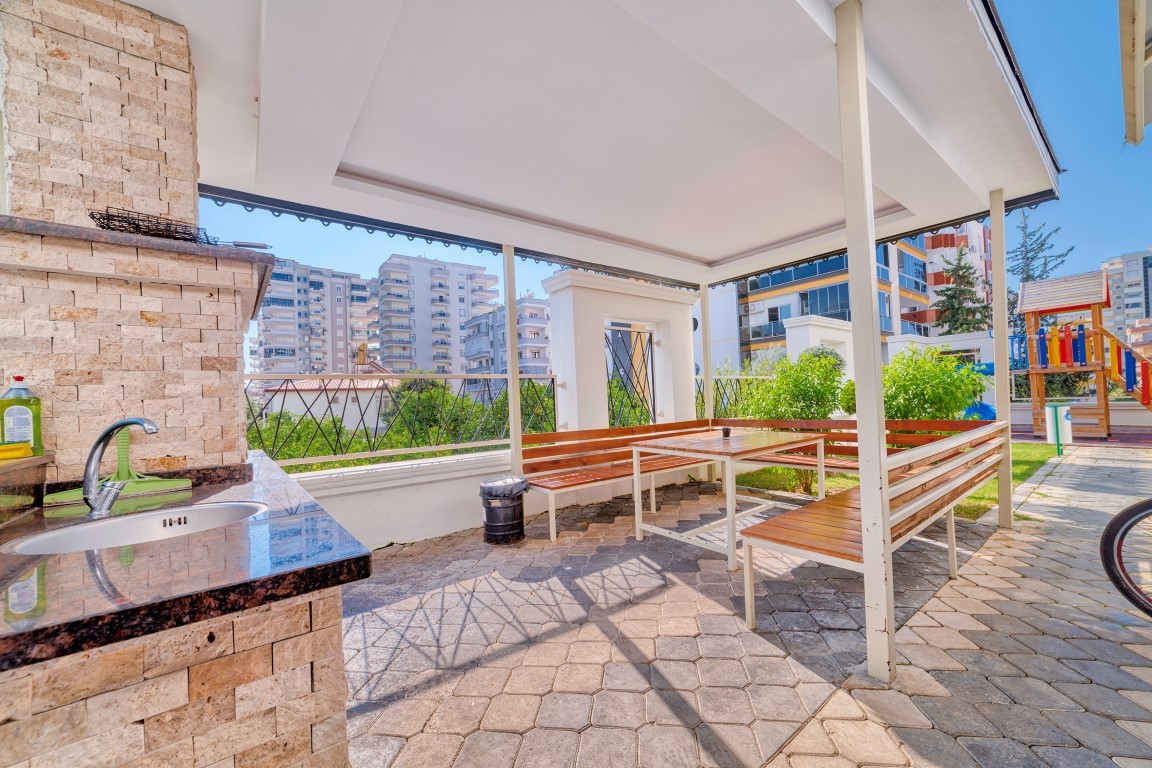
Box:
(1100, 497, 1152, 619)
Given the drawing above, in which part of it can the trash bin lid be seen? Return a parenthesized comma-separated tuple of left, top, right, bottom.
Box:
(479, 476, 529, 497)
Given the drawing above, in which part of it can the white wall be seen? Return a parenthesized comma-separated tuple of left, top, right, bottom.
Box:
(298, 448, 701, 549)
(544, 271, 699, 430)
(783, 315, 856, 379)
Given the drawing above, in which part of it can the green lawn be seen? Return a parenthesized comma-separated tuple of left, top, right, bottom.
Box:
(953, 442, 1058, 520)
(736, 442, 1059, 521)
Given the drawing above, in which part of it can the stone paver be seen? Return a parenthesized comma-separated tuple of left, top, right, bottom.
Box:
(343, 449, 1152, 767)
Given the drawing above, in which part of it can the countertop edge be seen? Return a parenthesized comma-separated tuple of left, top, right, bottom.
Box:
(0, 553, 370, 672)
(0, 214, 275, 266)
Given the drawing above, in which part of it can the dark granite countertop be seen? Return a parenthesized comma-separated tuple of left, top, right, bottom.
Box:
(0, 455, 370, 671)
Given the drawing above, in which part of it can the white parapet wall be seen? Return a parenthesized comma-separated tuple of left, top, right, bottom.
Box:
(296, 449, 706, 549)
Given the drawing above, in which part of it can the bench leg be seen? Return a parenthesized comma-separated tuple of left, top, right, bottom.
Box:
(650, 474, 656, 513)
(744, 542, 757, 630)
(725, 459, 737, 570)
(548, 494, 557, 542)
(817, 441, 826, 500)
(946, 508, 958, 579)
(634, 455, 644, 542)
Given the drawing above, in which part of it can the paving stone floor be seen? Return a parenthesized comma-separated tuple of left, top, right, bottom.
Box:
(340, 446, 1152, 767)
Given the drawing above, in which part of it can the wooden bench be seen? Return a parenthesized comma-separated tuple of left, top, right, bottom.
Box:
(523, 421, 721, 540)
(715, 418, 990, 479)
(740, 420, 1008, 629)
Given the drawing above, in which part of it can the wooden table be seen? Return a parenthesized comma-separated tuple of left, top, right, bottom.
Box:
(630, 429, 826, 568)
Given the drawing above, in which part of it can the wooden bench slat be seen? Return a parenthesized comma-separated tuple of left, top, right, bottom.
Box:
(523, 427, 712, 460)
(522, 420, 710, 446)
(742, 523, 864, 562)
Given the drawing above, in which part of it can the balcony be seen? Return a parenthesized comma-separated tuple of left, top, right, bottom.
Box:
(899, 273, 929, 295)
(432, 353, 451, 362)
(431, 311, 450, 320)
(471, 285, 498, 300)
(382, 291, 410, 301)
(381, 352, 414, 361)
(470, 271, 498, 286)
(432, 325, 452, 335)
(381, 307, 411, 318)
(431, 295, 450, 306)
(430, 267, 449, 278)
(519, 313, 548, 326)
(901, 319, 931, 336)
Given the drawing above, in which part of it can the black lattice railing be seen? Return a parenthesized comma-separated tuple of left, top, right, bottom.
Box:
(245, 375, 555, 471)
(605, 327, 655, 427)
(694, 377, 772, 419)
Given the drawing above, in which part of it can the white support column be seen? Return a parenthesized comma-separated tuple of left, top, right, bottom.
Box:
(990, 189, 1013, 529)
(836, 0, 895, 682)
(503, 245, 523, 474)
(700, 283, 714, 420)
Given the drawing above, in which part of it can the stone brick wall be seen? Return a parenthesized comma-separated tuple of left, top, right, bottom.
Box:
(0, 0, 197, 226)
(0, 222, 268, 483)
(0, 588, 350, 767)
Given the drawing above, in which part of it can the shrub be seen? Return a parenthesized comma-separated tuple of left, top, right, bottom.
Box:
(842, 346, 987, 420)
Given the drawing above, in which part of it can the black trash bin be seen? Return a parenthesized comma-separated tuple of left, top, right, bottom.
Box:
(480, 476, 529, 544)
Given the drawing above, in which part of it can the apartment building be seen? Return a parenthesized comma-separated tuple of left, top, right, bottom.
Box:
(1102, 249, 1152, 338)
(251, 258, 373, 374)
(737, 226, 992, 362)
(905, 221, 993, 334)
(462, 293, 552, 390)
(375, 254, 499, 373)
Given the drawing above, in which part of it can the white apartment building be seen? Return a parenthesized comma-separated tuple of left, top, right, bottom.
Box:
(251, 259, 372, 374)
(462, 293, 551, 386)
(912, 221, 993, 336)
(1102, 249, 1152, 338)
(375, 254, 499, 373)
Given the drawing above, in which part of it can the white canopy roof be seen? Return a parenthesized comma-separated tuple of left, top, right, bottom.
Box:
(136, 0, 1059, 284)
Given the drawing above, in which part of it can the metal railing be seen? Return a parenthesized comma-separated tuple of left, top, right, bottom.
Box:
(245, 374, 556, 471)
(694, 376, 774, 419)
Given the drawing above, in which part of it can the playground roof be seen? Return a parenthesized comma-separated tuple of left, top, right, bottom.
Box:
(1017, 271, 1111, 315)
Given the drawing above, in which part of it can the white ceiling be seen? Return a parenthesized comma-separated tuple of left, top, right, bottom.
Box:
(137, 0, 1058, 284)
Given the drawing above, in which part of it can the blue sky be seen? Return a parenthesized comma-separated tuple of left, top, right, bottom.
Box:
(998, 0, 1151, 271)
(201, 0, 1149, 301)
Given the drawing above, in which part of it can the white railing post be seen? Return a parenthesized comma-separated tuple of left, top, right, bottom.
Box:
(504, 244, 524, 474)
(700, 283, 714, 420)
(836, 0, 895, 682)
(990, 189, 1013, 529)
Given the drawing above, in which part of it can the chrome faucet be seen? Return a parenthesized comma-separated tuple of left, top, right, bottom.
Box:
(83, 417, 159, 518)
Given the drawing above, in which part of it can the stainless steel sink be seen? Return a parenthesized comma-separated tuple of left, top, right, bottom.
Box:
(2, 502, 268, 555)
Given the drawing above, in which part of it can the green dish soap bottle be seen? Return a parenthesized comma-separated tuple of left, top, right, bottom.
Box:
(1, 376, 42, 456)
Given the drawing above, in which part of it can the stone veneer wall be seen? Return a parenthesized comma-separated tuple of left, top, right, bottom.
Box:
(0, 224, 266, 483)
(0, 0, 197, 226)
(0, 588, 349, 768)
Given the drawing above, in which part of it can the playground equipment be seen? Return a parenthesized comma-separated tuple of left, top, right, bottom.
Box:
(1011, 271, 1152, 439)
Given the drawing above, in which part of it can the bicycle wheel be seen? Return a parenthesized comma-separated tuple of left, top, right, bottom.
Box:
(1100, 498, 1152, 619)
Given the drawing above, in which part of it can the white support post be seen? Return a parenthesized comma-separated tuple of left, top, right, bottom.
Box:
(503, 245, 523, 474)
(700, 283, 714, 420)
(835, 0, 895, 683)
(990, 189, 1014, 530)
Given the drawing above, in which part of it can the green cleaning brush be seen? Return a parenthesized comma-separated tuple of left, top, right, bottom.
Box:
(43, 430, 192, 506)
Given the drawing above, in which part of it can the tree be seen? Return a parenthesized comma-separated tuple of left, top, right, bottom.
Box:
(1007, 210, 1074, 284)
(930, 247, 992, 334)
(841, 346, 987, 420)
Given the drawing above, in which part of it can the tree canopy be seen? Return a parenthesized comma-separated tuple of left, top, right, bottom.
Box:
(930, 248, 992, 334)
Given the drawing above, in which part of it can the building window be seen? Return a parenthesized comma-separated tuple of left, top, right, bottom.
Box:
(460, 309, 466, 317)
(458, 283, 465, 290)
(459, 296, 465, 303)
